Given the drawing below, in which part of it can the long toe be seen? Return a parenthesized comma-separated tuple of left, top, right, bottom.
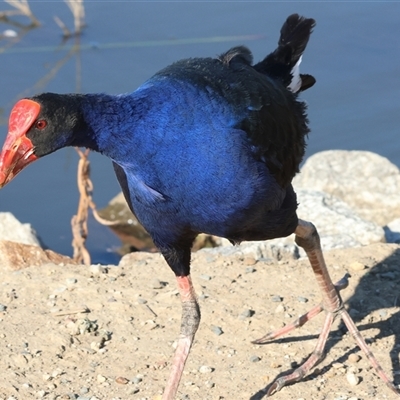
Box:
(252, 274, 349, 344)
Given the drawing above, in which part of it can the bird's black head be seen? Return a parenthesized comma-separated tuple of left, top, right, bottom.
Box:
(0, 92, 86, 188)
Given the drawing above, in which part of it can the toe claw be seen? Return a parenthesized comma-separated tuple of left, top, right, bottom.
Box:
(266, 380, 281, 396)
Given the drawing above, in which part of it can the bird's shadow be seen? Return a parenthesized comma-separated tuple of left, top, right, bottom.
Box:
(250, 247, 400, 400)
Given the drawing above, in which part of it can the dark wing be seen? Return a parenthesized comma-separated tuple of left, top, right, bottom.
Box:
(224, 48, 310, 188)
(155, 46, 310, 188)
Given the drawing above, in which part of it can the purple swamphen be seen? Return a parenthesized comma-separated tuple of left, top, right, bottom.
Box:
(0, 14, 398, 399)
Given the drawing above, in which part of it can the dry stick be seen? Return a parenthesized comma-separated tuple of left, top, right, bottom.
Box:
(71, 148, 93, 265)
(55, 0, 85, 38)
(53, 307, 89, 317)
(64, 0, 85, 34)
(71, 148, 119, 264)
(53, 15, 71, 37)
(3, 0, 40, 26)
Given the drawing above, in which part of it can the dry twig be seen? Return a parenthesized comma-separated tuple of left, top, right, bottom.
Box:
(71, 148, 117, 265)
(71, 148, 92, 265)
(2, 0, 40, 26)
(54, 0, 85, 38)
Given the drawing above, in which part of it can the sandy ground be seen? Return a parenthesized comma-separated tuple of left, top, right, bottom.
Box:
(0, 242, 399, 400)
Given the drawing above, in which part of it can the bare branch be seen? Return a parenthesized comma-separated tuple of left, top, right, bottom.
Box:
(3, 0, 40, 26)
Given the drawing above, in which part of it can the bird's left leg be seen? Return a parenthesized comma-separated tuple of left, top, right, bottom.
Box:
(266, 219, 399, 396)
(160, 247, 200, 400)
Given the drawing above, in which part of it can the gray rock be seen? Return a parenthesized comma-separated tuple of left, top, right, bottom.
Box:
(200, 189, 384, 261)
(293, 150, 400, 225)
(211, 325, 223, 336)
(295, 189, 385, 250)
(0, 212, 41, 246)
(200, 237, 299, 261)
(384, 217, 400, 243)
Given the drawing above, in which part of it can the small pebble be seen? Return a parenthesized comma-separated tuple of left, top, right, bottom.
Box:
(116, 376, 130, 384)
(270, 361, 281, 368)
(97, 374, 107, 383)
(137, 298, 148, 304)
(275, 304, 285, 313)
(250, 355, 261, 363)
(238, 309, 253, 319)
(51, 368, 63, 378)
(42, 373, 52, 381)
(0, 304, 7, 312)
(297, 296, 308, 303)
(380, 271, 396, 279)
(243, 256, 256, 266)
(379, 310, 388, 318)
(205, 381, 215, 388)
(89, 264, 107, 274)
(66, 278, 77, 286)
(271, 295, 282, 302)
(199, 365, 213, 374)
(245, 267, 256, 274)
(132, 376, 142, 384)
(211, 325, 223, 336)
(346, 372, 360, 386)
(348, 353, 361, 363)
(150, 278, 164, 289)
(80, 387, 89, 394)
(349, 308, 360, 316)
(350, 261, 366, 271)
(200, 274, 212, 281)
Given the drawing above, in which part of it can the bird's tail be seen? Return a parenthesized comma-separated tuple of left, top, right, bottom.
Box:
(254, 14, 316, 93)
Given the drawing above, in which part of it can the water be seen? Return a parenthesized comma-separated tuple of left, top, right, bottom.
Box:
(0, 2, 399, 264)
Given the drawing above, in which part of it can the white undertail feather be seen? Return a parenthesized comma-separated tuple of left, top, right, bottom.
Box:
(287, 55, 302, 93)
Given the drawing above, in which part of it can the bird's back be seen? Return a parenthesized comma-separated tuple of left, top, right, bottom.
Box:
(151, 46, 309, 188)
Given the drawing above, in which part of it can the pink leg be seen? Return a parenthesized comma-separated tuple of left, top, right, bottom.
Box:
(266, 219, 399, 396)
(162, 275, 200, 400)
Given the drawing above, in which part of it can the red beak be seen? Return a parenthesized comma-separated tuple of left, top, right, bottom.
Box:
(0, 99, 40, 188)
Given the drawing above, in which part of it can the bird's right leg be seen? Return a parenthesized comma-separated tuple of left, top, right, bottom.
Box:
(160, 247, 200, 400)
(252, 273, 349, 343)
(264, 219, 399, 396)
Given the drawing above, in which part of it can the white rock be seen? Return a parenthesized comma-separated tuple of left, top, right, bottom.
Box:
(293, 150, 400, 225)
(198, 365, 213, 374)
(0, 212, 41, 246)
(346, 372, 360, 386)
(3, 29, 17, 38)
(384, 217, 400, 243)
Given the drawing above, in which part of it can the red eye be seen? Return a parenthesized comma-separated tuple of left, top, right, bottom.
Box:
(35, 119, 47, 130)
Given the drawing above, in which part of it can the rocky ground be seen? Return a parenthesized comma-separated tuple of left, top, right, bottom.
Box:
(0, 242, 399, 400)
